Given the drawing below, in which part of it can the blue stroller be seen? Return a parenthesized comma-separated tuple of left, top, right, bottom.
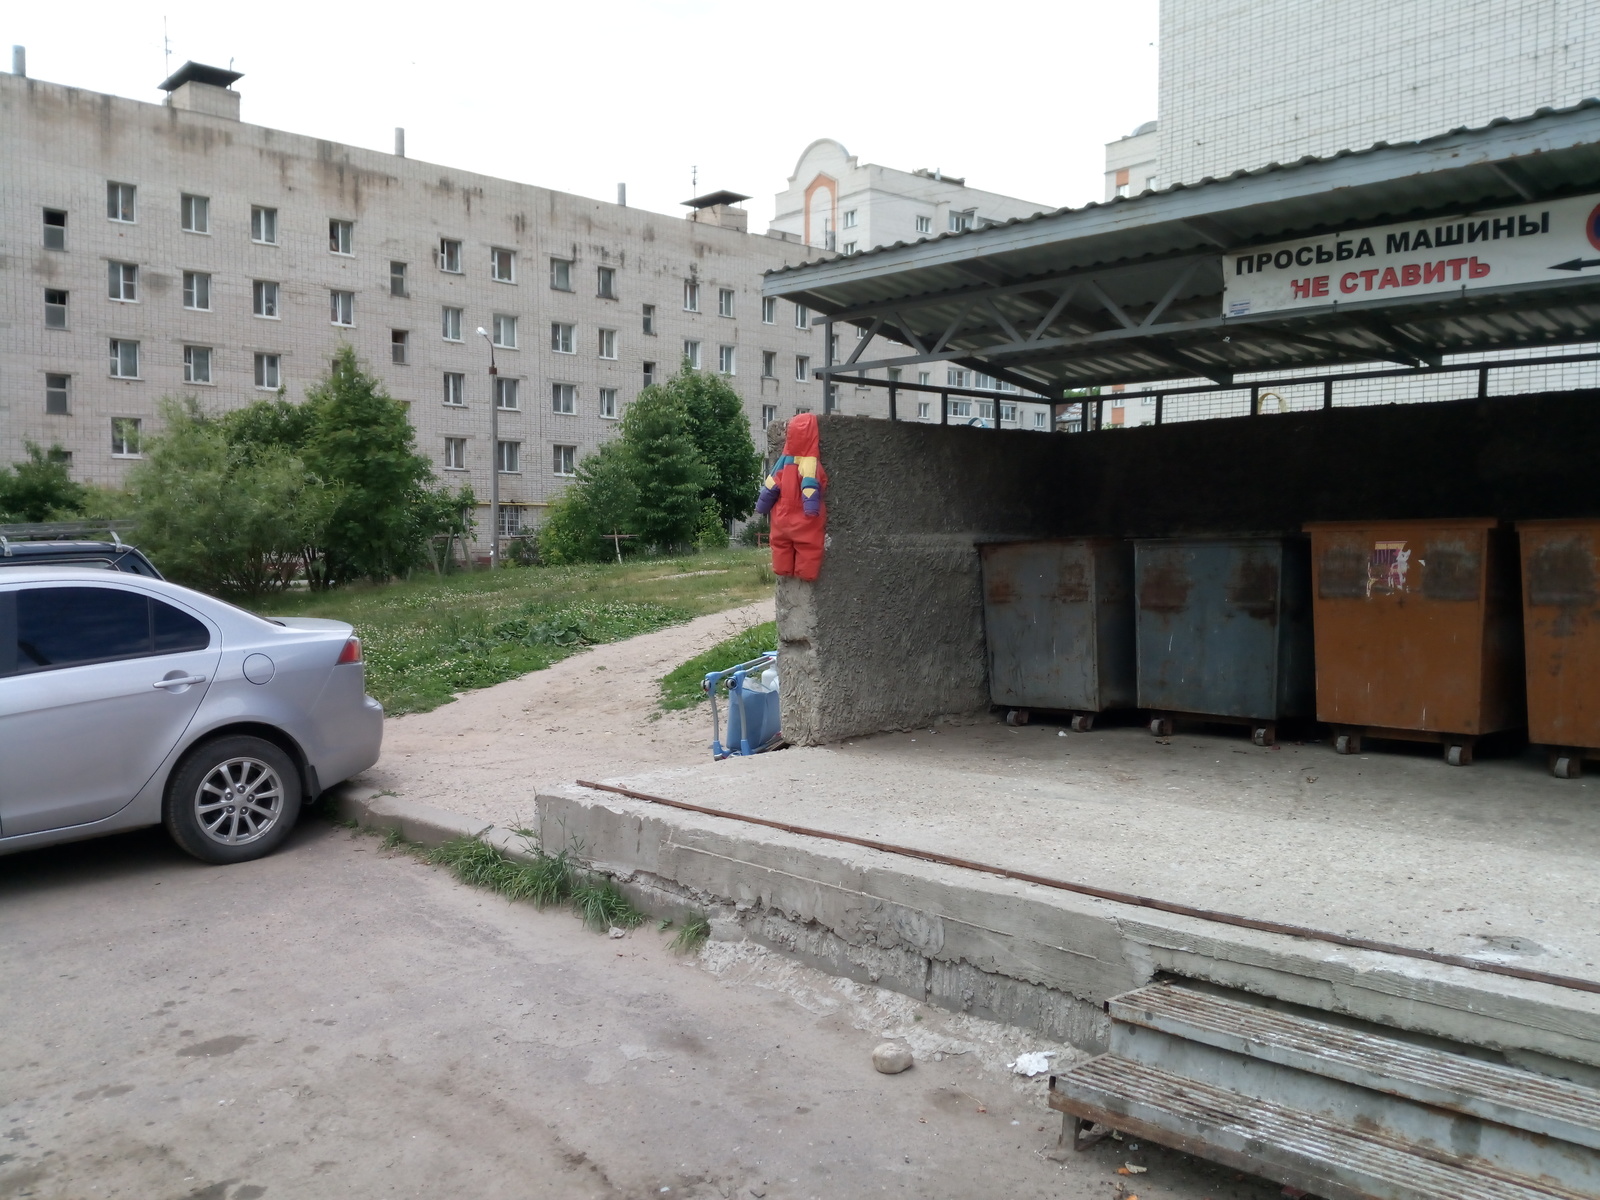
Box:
(704, 653, 783, 759)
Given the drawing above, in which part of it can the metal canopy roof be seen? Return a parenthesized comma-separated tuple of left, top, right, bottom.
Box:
(762, 102, 1600, 396)
(158, 61, 243, 92)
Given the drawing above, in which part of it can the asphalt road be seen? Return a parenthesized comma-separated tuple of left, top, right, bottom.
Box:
(1, 819, 1280, 1200)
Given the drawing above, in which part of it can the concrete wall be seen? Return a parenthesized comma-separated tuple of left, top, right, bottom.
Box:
(779, 391, 1600, 743)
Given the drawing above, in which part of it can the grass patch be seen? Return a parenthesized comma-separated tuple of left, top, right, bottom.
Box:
(425, 834, 644, 931)
(571, 878, 647, 931)
(659, 620, 778, 711)
(250, 548, 772, 716)
(669, 913, 711, 954)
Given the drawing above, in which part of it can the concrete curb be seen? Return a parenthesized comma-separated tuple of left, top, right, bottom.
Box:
(328, 783, 495, 848)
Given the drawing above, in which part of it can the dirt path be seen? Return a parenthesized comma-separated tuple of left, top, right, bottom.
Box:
(361, 599, 773, 827)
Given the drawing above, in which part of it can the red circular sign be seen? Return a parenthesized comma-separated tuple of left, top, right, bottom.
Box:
(1588, 202, 1600, 252)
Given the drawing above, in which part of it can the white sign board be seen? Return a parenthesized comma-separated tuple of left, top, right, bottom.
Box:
(1223, 192, 1600, 318)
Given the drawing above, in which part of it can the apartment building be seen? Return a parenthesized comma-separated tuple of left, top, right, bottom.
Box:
(0, 60, 821, 541)
(769, 139, 1058, 432)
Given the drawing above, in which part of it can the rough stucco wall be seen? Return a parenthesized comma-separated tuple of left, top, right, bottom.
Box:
(778, 391, 1600, 745)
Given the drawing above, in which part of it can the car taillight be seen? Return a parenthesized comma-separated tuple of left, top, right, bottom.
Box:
(337, 637, 362, 664)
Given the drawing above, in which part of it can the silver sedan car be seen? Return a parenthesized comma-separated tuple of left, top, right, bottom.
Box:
(0, 567, 382, 864)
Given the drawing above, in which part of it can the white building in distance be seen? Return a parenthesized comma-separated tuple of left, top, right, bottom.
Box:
(1, 58, 823, 544)
(770, 139, 1058, 430)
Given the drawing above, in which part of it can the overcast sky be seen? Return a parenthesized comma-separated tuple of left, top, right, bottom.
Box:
(7, 0, 1158, 227)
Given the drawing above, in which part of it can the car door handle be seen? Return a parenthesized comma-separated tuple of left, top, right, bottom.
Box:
(153, 675, 208, 689)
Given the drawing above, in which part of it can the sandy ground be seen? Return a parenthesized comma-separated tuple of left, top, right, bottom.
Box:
(363, 599, 773, 828)
(0, 821, 1278, 1200)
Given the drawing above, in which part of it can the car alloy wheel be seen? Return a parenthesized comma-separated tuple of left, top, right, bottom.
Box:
(194, 756, 285, 846)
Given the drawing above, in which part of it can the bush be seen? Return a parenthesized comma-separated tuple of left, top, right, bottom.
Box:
(694, 499, 729, 551)
(621, 384, 708, 550)
(0, 443, 86, 523)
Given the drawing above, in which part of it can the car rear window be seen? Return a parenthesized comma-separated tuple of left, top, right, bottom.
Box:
(5, 587, 210, 674)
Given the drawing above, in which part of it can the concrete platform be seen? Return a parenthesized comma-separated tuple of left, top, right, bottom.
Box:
(531, 718, 1600, 1081)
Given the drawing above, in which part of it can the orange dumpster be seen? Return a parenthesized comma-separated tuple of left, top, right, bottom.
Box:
(1518, 519, 1600, 778)
(1304, 519, 1524, 765)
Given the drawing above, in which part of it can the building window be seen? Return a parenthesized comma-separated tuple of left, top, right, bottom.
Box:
(253, 280, 280, 318)
(443, 437, 466, 471)
(918, 371, 931, 386)
(391, 330, 410, 365)
(683, 340, 701, 369)
(915, 215, 932, 235)
(1033, 410, 1047, 429)
(46, 374, 70, 415)
(642, 361, 656, 387)
(182, 271, 211, 310)
(45, 289, 68, 329)
(251, 205, 278, 244)
(887, 367, 902, 382)
(496, 440, 520, 474)
(498, 506, 524, 537)
(496, 377, 520, 410)
(842, 241, 857, 255)
(107, 182, 136, 223)
(1115, 182, 1130, 198)
(597, 266, 616, 299)
(683, 280, 700, 311)
(550, 258, 573, 291)
(109, 339, 139, 378)
(491, 247, 515, 283)
(795, 303, 809, 329)
(390, 261, 408, 297)
(1146, 175, 1158, 192)
(917, 401, 930, 419)
(718, 288, 735, 317)
(552, 444, 576, 476)
(599, 387, 617, 419)
(108, 262, 138, 302)
(550, 322, 574, 354)
(438, 238, 463, 273)
(598, 328, 617, 359)
(1001, 403, 1017, 422)
(951, 399, 973, 418)
(551, 383, 576, 414)
(642, 304, 656, 335)
(330, 290, 354, 326)
(183, 345, 212, 384)
(443, 371, 465, 406)
(761, 351, 776, 378)
(842, 209, 857, 229)
(493, 313, 517, 348)
(111, 416, 142, 457)
(718, 345, 736, 375)
(254, 353, 281, 390)
(180, 193, 209, 234)
(795, 354, 810, 382)
(761, 404, 776, 430)
(762, 296, 776, 324)
(949, 210, 974, 233)
(947, 368, 970, 388)
(442, 306, 462, 341)
(43, 208, 67, 250)
(329, 219, 353, 255)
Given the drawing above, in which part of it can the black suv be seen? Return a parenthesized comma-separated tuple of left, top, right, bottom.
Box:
(0, 538, 163, 577)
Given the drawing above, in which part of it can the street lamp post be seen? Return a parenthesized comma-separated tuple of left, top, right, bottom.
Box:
(476, 327, 500, 569)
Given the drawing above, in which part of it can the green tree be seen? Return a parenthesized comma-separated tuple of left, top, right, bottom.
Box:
(302, 346, 460, 583)
(128, 398, 331, 595)
(0, 442, 87, 523)
(618, 384, 708, 550)
(539, 440, 640, 564)
(669, 369, 761, 527)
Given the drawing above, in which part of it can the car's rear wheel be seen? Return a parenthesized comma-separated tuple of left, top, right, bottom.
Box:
(164, 735, 302, 864)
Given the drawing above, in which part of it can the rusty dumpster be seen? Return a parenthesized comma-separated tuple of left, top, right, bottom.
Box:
(1518, 519, 1600, 777)
(1305, 519, 1523, 765)
(1133, 537, 1314, 745)
(980, 539, 1135, 729)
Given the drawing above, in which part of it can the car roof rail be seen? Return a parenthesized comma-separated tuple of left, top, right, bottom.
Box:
(0, 536, 10, 558)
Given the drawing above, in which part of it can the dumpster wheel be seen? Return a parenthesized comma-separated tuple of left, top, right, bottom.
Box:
(1070, 713, 1095, 733)
(1551, 751, 1584, 780)
(1334, 732, 1362, 755)
(1445, 740, 1476, 767)
(1005, 708, 1030, 727)
(1149, 716, 1174, 738)
(1251, 724, 1277, 747)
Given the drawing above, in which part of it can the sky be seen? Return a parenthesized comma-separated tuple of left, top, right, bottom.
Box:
(5, 0, 1159, 227)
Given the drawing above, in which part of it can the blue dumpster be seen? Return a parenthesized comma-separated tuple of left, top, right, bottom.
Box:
(1134, 536, 1314, 745)
(980, 539, 1136, 730)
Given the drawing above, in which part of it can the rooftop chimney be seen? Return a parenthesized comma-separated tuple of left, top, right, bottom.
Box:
(159, 61, 243, 120)
(682, 189, 751, 233)
(12, 46, 24, 76)
(617, 183, 627, 207)
(395, 127, 406, 157)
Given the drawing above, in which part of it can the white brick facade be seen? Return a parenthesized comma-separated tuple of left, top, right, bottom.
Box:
(1158, 0, 1600, 186)
(0, 70, 821, 537)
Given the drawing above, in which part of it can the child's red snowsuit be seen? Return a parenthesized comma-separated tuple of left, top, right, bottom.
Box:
(754, 413, 827, 582)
